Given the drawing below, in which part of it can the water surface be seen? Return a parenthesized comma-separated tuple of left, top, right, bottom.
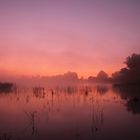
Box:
(0, 84, 140, 140)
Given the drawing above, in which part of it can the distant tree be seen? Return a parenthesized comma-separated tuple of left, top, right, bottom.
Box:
(88, 76, 97, 82)
(97, 71, 108, 80)
(63, 72, 78, 81)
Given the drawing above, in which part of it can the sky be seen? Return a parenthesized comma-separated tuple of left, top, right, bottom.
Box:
(0, 0, 140, 78)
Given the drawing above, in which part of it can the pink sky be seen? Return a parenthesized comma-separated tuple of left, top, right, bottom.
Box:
(0, 0, 140, 77)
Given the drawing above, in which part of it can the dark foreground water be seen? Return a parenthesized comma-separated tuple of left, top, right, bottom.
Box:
(0, 84, 140, 140)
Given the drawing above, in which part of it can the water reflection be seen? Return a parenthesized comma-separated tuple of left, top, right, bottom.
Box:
(0, 82, 14, 93)
(113, 85, 140, 114)
(96, 85, 109, 95)
(33, 87, 45, 99)
(24, 111, 38, 135)
(0, 133, 12, 140)
(0, 84, 140, 140)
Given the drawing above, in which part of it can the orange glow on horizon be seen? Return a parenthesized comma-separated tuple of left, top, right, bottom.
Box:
(0, 61, 124, 78)
(0, 0, 139, 79)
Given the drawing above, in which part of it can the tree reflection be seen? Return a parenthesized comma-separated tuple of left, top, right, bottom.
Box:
(0, 133, 12, 140)
(127, 97, 140, 114)
(33, 87, 45, 99)
(113, 85, 140, 114)
(96, 85, 109, 95)
(0, 82, 14, 93)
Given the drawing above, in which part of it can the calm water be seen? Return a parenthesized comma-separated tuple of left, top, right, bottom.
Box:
(0, 84, 140, 140)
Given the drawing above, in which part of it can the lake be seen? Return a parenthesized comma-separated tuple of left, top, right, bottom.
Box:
(0, 84, 140, 140)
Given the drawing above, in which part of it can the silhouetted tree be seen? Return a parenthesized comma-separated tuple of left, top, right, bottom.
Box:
(88, 76, 97, 82)
(97, 71, 109, 82)
(63, 72, 78, 81)
(125, 53, 140, 69)
(112, 53, 140, 85)
(88, 71, 111, 83)
(97, 71, 108, 80)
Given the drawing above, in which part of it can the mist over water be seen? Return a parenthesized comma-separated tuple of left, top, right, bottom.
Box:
(0, 83, 140, 140)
